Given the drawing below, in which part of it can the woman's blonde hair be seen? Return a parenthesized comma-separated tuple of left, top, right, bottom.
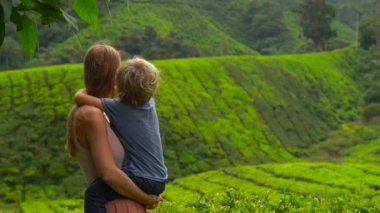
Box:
(65, 44, 121, 157)
(116, 57, 159, 106)
(65, 106, 78, 157)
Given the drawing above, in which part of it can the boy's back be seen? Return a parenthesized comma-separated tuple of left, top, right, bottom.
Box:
(102, 98, 167, 182)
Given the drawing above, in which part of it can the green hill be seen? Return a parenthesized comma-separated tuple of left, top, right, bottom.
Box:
(20, 162, 380, 212)
(27, 0, 366, 68)
(29, 2, 257, 66)
(2, 0, 373, 70)
(0, 49, 366, 209)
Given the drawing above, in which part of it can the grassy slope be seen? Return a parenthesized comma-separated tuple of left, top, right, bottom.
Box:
(29, 2, 256, 66)
(0, 49, 365, 208)
(20, 163, 380, 212)
(341, 138, 380, 163)
(338, 117, 380, 164)
(301, 125, 379, 161)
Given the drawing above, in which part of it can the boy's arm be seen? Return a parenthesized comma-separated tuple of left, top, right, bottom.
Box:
(74, 89, 104, 111)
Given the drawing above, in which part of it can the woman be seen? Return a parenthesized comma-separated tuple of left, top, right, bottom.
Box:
(65, 44, 160, 212)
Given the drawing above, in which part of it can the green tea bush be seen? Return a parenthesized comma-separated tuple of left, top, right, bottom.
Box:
(363, 103, 380, 121)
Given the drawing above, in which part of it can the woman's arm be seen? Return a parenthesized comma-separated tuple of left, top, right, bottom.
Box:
(78, 105, 160, 206)
(74, 89, 104, 111)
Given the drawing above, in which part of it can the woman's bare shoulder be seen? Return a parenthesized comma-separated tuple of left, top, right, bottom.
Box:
(74, 105, 104, 122)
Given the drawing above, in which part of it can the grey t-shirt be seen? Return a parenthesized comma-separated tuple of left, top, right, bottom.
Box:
(102, 98, 168, 182)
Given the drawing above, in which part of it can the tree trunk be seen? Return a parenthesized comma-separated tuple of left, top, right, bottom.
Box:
(376, 11, 380, 48)
(314, 39, 325, 52)
(373, 0, 380, 50)
(376, 27, 380, 48)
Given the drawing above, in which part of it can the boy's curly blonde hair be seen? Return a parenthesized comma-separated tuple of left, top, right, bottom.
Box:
(116, 57, 159, 106)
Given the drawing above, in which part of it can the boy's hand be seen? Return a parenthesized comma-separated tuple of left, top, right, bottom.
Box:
(74, 89, 87, 106)
(74, 89, 104, 111)
(145, 195, 163, 209)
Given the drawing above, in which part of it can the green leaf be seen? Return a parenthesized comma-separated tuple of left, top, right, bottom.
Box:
(15, 15, 38, 58)
(72, 0, 98, 30)
(37, 2, 66, 25)
(40, 0, 61, 7)
(20, 0, 38, 9)
(0, 5, 4, 46)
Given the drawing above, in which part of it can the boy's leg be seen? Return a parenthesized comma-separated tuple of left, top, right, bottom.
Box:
(134, 177, 165, 195)
(84, 178, 125, 213)
(124, 169, 165, 195)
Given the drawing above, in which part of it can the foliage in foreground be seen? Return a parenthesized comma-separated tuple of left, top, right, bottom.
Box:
(0, 0, 99, 57)
(17, 163, 380, 213)
(154, 162, 380, 212)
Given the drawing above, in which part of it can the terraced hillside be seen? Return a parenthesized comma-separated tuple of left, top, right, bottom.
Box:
(0, 49, 365, 208)
(20, 163, 380, 212)
(160, 163, 380, 212)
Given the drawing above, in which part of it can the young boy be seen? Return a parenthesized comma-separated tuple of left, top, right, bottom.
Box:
(75, 57, 167, 212)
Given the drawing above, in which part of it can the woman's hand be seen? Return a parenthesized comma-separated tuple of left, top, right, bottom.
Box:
(145, 195, 163, 209)
(81, 107, 155, 204)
